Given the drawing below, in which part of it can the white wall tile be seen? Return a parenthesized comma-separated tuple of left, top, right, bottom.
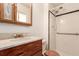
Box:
(56, 34, 79, 56)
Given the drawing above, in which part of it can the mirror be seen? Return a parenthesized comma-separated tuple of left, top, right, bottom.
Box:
(16, 3, 32, 26)
(4, 3, 12, 20)
(0, 3, 32, 26)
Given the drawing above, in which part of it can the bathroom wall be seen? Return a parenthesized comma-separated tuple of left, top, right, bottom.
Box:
(43, 4, 48, 43)
(32, 3, 48, 43)
(0, 3, 49, 43)
(56, 3, 79, 56)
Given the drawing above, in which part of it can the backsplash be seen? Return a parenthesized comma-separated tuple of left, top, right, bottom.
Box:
(0, 33, 32, 40)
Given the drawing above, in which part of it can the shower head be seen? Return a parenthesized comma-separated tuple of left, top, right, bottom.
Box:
(52, 6, 63, 14)
(59, 6, 63, 9)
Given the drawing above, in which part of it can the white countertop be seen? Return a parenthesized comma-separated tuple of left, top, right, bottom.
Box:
(0, 36, 42, 50)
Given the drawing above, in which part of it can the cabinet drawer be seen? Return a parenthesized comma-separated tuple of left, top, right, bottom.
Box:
(0, 48, 13, 56)
(7, 45, 24, 56)
(0, 45, 24, 56)
(24, 40, 42, 49)
(33, 51, 42, 56)
(23, 46, 42, 56)
(23, 40, 42, 56)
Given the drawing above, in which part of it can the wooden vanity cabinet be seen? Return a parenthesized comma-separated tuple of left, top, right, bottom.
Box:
(0, 40, 42, 56)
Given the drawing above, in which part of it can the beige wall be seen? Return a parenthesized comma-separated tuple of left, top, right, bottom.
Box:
(0, 4, 49, 46)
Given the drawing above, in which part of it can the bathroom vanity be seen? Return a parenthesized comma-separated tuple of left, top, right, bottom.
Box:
(0, 36, 42, 56)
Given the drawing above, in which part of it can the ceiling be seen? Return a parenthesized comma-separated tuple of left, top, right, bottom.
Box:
(49, 3, 63, 7)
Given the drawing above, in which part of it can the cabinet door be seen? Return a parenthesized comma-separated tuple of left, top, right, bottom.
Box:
(0, 3, 4, 19)
(0, 3, 15, 23)
(16, 3, 32, 26)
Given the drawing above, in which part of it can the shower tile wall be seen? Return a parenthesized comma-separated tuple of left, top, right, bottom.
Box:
(56, 34, 79, 56)
(55, 3, 79, 56)
(56, 12, 79, 55)
(56, 12, 79, 33)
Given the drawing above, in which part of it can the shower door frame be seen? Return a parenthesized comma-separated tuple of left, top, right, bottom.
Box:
(48, 9, 79, 50)
(48, 10, 56, 50)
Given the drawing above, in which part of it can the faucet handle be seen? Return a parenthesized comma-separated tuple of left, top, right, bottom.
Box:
(13, 33, 23, 38)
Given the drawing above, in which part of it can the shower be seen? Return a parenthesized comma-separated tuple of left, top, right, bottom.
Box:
(51, 6, 63, 15)
(48, 6, 63, 50)
(48, 3, 79, 56)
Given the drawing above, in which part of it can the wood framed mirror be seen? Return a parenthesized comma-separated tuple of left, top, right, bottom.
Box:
(0, 3, 32, 26)
(0, 3, 15, 23)
(15, 3, 32, 26)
